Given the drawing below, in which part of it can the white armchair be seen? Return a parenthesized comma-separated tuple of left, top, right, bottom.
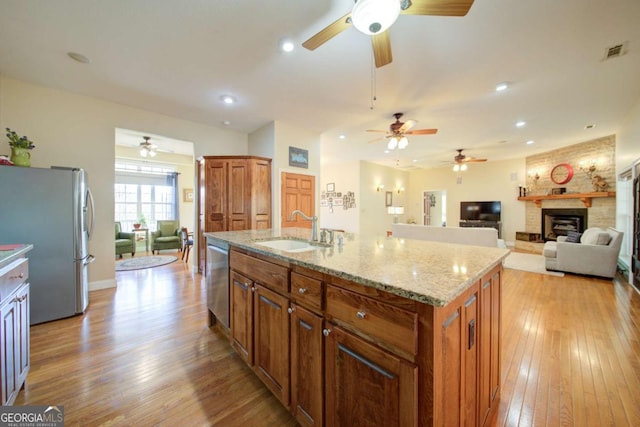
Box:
(543, 227, 623, 278)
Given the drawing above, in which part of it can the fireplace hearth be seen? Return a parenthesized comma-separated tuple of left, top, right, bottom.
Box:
(541, 208, 588, 241)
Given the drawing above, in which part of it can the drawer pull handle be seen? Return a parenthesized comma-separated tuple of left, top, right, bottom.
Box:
(9, 273, 24, 279)
(287, 307, 295, 314)
(322, 328, 332, 337)
(298, 288, 307, 294)
(356, 311, 366, 319)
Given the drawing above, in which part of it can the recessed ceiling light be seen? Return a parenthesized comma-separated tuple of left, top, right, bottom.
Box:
(222, 120, 231, 126)
(384, 150, 390, 154)
(526, 140, 535, 145)
(495, 82, 509, 92)
(516, 121, 526, 127)
(280, 39, 295, 53)
(221, 95, 236, 105)
(338, 134, 346, 139)
(67, 52, 90, 64)
(412, 159, 418, 163)
(584, 124, 596, 129)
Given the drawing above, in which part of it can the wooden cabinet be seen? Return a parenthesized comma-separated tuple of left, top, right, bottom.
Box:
(479, 265, 502, 424)
(0, 257, 30, 406)
(229, 270, 253, 364)
(290, 303, 323, 427)
(197, 156, 271, 272)
(324, 324, 417, 427)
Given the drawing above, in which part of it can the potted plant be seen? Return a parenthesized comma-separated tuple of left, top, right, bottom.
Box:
(134, 214, 147, 229)
(5, 128, 35, 167)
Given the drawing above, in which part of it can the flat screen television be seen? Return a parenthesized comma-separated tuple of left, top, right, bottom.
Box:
(460, 201, 501, 222)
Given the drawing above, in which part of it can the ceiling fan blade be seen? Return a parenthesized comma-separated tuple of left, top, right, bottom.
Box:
(302, 12, 352, 50)
(368, 136, 386, 144)
(398, 119, 416, 133)
(372, 31, 392, 68)
(463, 158, 487, 162)
(401, 0, 475, 17)
(405, 128, 438, 135)
(366, 129, 389, 133)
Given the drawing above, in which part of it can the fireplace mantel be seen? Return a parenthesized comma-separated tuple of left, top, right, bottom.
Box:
(517, 191, 616, 208)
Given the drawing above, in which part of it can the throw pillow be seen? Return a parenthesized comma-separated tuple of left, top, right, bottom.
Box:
(580, 227, 602, 245)
(595, 232, 612, 245)
(564, 231, 582, 243)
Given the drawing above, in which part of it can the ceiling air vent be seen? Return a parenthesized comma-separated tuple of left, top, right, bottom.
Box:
(604, 42, 628, 60)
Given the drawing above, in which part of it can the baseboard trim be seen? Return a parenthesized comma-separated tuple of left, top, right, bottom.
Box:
(90, 279, 116, 291)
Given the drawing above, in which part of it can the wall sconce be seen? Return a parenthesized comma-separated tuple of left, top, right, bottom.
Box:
(387, 206, 405, 224)
(376, 184, 384, 192)
(579, 159, 608, 191)
(396, 186, 404, 194)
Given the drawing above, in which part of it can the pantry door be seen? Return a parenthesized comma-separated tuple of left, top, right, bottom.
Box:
(281, 172, 315, 228)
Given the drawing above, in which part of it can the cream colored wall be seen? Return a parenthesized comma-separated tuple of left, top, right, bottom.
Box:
(617, 96, 640, 173)
(360, 161, 410, 236)
(271, 121, 321, 227)
(0, 77, 247, 289)
(319, 161, 360, 233)
(114, 145, 196, 232)
(408, 158, 526, 245)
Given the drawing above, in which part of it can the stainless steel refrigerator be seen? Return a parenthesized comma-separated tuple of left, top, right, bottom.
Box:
(0, 166, 95, 324)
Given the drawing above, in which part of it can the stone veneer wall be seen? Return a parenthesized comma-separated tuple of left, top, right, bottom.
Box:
(523, 135, 616, 234)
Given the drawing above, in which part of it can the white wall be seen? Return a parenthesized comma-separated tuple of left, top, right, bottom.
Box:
(408, 158, 526, 245)
(319, 161, 360, 233)
(0, 77, 247, 289)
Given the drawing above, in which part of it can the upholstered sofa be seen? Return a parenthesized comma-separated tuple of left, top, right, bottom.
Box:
(151, 220, 182, 254)
(543, 227, 623, 278)
(391, 223, 499, 248)
(115, 222, 135, 258)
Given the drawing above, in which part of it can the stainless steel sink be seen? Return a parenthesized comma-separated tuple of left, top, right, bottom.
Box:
(254, 238, 326, 253)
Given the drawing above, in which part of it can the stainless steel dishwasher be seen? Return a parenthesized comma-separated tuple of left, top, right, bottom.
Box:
(206, 238, 229, 329)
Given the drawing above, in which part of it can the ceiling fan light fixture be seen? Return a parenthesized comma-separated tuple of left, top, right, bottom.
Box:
(352, 0, 401, 35)
(398, 136, 408, 149)
(453, 164, 460, 172)
(387, 137, 398, 150)
(461, 164, 467, 171)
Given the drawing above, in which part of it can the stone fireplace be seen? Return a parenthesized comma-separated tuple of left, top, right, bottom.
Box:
(541, 208, 588, 241)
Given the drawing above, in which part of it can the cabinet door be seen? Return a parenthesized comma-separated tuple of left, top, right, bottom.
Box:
(1, 296, 17, 406)
(230, 271, 253, 364)
(16, 284, 30, 388)
(228, 160, 249, 230)
(253, 284, 290, 406)
(325, 324, 417, 427)
(290, 304, 323, 427)
(480, 268, 502, 424)
(204, 159, 229, 232)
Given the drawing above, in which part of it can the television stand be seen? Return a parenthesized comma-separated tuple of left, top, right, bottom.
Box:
(459, 220, 501, 239)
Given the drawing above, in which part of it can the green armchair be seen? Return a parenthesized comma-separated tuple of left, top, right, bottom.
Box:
(151, 220, 182, 254)
(115, 222, 135, 258)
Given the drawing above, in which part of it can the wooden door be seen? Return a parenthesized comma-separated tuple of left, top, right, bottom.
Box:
(229, 271, 253, 365)
(324, 324, 417, 427)
(290, 304, 323, 427)
(228, 160, 249, 230)
(253, 284, 290, 406)
(633, 174, 639, 289)
(282, 172, 315, 228)
(251, 158, 272, 229)
(204, 159, 229, 232)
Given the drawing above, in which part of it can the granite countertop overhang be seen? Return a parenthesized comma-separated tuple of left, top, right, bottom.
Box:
(206, 228, 509, 307)
(0, 244, 33, 269)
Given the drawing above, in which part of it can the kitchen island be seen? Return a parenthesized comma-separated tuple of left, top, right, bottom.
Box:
(206, 228, 509, 426)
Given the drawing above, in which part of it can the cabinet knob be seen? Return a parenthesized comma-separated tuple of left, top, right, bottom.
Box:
(298, 288, 307, 294)
(251, 286, 256, 292)
(356, 311, 366, 319)
(322, 328, 332, 337)
(287, 307, 295, 314)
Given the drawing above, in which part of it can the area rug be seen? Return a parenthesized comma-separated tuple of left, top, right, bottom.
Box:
(503, 252, 565, 277)
(116, 255, 178, 271)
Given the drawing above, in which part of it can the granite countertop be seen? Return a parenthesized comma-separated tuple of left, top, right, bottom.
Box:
(206, 228, 509, 307)
(0, 244, 33, 268)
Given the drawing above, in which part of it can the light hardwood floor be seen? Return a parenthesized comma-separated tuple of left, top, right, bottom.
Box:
(15, 256, 640, 426)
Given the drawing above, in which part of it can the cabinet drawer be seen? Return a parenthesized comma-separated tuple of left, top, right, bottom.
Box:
(230, 250, 288, 293)
(326, 285, 418, 357)
(0, 258, 28, 301)
(291, 272, 322, 311)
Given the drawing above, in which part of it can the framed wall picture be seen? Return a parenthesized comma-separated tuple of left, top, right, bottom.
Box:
(385, 191, 393, 207)
(183, 188, 194, 203)
(327, 183, 335, 192)
(289, 146, 309, 168)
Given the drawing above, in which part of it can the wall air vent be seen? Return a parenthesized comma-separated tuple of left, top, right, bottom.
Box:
(604, 42, 628, 60)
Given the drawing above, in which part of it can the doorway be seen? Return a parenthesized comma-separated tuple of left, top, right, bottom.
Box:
(423, 190, 446, 226)
(281, 172, 315, 228)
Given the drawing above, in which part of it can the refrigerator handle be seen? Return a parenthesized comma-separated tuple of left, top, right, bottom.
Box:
(87, 187, 95, 241)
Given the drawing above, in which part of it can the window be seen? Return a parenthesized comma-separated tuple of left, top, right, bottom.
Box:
(115, 162, 179, 231)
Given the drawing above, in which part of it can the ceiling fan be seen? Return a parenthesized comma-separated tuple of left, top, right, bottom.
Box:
(451, 148, 487, 171)
(367, 112, 437, 150)
(302, 0, 475, 68)
(139, 136, 157, 158)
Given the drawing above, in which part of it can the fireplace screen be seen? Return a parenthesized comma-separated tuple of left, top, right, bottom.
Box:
(541, 208, 588, 241)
